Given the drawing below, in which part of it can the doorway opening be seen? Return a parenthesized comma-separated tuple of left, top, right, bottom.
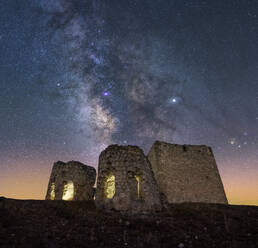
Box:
(62, 181, 74, 201)
(104, 174, 115, 199)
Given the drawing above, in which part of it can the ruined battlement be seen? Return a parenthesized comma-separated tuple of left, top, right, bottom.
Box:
(96, 144, 162, 212)
(99, 145, 146, 166)
(45, 161, 96, 201)
(152, 141, 213, 156)
(45, 141, 228, 211)
(148, 141, 228, 204)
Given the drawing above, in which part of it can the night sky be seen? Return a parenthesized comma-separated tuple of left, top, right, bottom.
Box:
(0, 0, 257, 205)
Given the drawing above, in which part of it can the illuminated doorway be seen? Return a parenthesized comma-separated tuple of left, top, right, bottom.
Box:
(104, 174, 115, 199)
(135, 175, 141, 199)
(50, 183, 55, 200)
(62, 181, 74, 201)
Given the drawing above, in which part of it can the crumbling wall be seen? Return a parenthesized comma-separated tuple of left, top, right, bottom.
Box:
(95, 145, 162, 212)
(148, 141, 228, 204)
(45, 161, 96, 201)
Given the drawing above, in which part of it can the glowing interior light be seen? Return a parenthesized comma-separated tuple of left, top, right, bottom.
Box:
(135, 175, 141, 199)
(50, 183, 55, 200)
(104, 175, 115, 199)
(62, 181, 74, 201)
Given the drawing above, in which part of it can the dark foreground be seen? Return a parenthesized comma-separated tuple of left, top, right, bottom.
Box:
(0, 197, 257, 248)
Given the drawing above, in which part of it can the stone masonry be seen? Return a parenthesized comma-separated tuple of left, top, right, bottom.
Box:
(147, 141, 228, 204)
(45, 161, 96, 201)
(95, 145, 162, 212)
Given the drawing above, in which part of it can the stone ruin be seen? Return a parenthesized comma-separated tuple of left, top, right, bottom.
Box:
(148, 141, 228, 204)
(45, 161, 96, 201)
(45, 141, 228, 211)
(95, 145, 162, 212)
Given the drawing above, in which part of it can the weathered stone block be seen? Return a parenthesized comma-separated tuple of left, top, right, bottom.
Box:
(45, 161, 96, 201)
(148, 141, 228, 204)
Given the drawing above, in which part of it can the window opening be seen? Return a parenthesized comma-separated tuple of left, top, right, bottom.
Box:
(62, 181, 74, 201)
(135, 175, 141, 199)
(104, 174, 115, 199)
(50, 183, 55, 200)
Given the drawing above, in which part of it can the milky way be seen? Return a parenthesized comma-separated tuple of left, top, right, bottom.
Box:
(1, 0, 258, 203)
(40, 0, 258, 154)
(41, 0, 186, 152)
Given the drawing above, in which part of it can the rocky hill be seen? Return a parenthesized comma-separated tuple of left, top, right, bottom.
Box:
(0, 197, 257, 248)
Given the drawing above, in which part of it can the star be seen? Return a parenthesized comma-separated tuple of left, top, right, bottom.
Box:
(103, 92, 110, 96)
(168, 97, 181, 105)
(229, 138, 236, 145)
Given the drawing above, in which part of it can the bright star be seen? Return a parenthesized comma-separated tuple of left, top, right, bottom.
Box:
(229, 138, 236, 145)
(168, 96, 181, 105)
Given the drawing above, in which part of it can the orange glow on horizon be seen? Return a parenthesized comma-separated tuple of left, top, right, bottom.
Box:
(0, 160, 257, 206)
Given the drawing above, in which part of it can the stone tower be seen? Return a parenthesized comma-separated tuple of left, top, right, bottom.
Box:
(45, 161, 96, 201)
(148, 141, 228, 204)
(95, 145, 162, 212)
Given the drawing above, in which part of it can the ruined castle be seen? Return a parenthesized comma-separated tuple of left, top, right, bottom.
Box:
(45, 141, 228, 211)
(45, 161, 96, 201)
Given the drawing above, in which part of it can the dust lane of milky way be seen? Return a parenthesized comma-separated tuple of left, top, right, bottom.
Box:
(0, 0, 257, 205)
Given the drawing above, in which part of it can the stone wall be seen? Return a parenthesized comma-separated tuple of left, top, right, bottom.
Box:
(45, 161, 96, 201)
(95, 145, 162, 212)
(148, 141, 228, 204)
